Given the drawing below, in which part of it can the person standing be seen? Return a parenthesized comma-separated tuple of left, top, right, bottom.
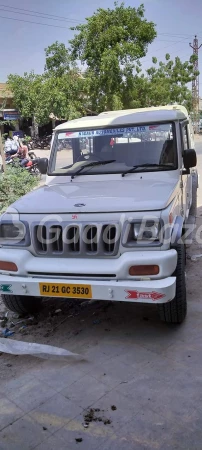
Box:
(4, 136, 13, 155)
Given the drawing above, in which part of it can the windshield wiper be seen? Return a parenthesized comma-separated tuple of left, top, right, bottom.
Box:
(122, 163, 173, 177)
(71, 160, 116, 179)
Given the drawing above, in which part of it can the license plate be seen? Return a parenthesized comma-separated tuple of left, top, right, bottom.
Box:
(39, 283, 92, 298)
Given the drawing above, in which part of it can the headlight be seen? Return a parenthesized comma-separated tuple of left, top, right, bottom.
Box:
(0, 223, 24, 239)
(0, 221, 30, 246)
(122, 219, 162, 247)
(133, 221, 160, 241)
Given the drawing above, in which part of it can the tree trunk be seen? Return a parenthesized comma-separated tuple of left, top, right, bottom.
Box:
(51, 118, 56, 130)
(32, 115, 39, 138)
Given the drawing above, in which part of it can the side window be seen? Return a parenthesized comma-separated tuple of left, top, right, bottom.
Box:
(182, 125, 189, 151)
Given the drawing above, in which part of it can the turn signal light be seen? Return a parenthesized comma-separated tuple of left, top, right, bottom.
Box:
(129, 265, 159, 276)
(0, 261, 18, 272)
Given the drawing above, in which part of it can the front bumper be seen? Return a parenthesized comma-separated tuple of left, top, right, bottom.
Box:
(0, 274, 176, 304)
(0, 248, 177, 304)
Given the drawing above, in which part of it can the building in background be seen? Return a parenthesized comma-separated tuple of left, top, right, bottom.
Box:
(0, 83, 21, 136)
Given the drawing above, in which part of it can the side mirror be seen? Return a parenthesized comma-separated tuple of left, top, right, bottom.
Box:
(183, 149, 197, 169)
(38, 158, 48, 174)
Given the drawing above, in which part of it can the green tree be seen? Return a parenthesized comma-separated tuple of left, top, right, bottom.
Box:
(35, 42, 86, 124)
(70, 1, 156, 112)
(7, 43, 86, 126)
(35, 72, 85, 125)
(44, 41, 70, 76)
(124, 54, 198, 112)
(7, 72, 42, 120)
(144, 54, 198, 111)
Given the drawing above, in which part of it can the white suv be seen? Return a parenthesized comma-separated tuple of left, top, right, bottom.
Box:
(0, 105, 198, 323)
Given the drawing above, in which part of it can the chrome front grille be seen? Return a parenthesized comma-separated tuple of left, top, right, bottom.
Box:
(32, 223, 120, 257)
(34, 225, 47, 252)
(67, 226, 80, 253)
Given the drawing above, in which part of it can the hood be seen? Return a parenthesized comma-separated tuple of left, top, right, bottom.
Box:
(12, 177, 179, 214)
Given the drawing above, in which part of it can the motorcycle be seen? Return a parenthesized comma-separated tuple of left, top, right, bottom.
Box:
(27, 141, 35, 151)
(43, 134, 52, 149)
(32, 134, 52, 149)
(2, 155, 41, 176)
(32, 137, 44, 149)
(24, 158, 41, 176)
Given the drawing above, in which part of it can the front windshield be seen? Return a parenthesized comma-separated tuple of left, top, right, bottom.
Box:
(50, 122, 177, 175)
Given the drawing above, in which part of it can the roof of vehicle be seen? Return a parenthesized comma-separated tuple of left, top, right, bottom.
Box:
(55, 105, 189, 131)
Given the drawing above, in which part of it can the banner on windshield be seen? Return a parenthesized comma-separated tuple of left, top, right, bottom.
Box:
(58, 124, 171, 139)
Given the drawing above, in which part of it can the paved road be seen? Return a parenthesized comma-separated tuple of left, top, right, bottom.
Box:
(0, 139, 202, 449)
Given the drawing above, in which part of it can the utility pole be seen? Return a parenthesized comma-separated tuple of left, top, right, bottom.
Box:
(190, 35, 202, 133)
(0, 130, 6, 173)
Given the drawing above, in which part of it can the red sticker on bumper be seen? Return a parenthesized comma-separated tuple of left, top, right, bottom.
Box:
(125, 290, 165, 301)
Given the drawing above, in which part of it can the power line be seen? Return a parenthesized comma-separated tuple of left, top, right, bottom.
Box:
(0, 4, 83, 23)
(154, 39, 190, 43)
(1, 4, 202, 42)
(0, 4, 201, 46)
(158, 32, 193, 38)
(141, 38, 191, 64)
(0, 8, 177, 40)
(158, 32, 202, 40)
(1, 4, 202, 44)
(0, 6, 198, 63)
(0, 7, 80, 24)
(0, 12, 195, 47)
(0, 14, 188, 39)
(0, 14, 72, 29)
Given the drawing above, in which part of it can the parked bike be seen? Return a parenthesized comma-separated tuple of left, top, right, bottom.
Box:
(24, 158, 41, 176)
(1, 155, 41, 176)
(32, 134, 52, 149)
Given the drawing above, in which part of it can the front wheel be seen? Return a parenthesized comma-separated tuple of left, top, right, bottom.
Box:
(1, 294, 42, 315)
(158, 244, 187, 324)
(31, 166, 41, 177)
(28, 152, 37, 160)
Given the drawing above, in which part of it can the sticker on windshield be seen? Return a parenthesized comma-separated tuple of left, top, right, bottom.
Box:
(58, 124, 171, 139)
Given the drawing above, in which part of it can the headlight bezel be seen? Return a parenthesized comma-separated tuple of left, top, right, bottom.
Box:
(122, 218, 163, 247)
(0, 220, 30, 246)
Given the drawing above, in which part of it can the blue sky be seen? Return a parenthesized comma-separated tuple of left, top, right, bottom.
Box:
(1, 0, 202, 91)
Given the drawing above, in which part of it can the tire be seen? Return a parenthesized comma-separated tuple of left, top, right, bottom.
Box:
(189, 175, 198, 217)
(158, 244, 187, 324)
(28, 152, 37, 160)
(1, 294, 42, 315)
(32, 167, 41, 178)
